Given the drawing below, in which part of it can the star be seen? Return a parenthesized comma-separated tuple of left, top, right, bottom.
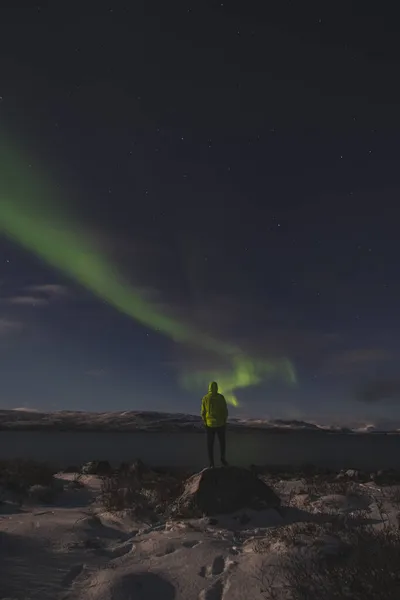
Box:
(1, 1, 399, 427)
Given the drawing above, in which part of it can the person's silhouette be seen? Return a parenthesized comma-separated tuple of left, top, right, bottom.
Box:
(201, 381, 228, 468)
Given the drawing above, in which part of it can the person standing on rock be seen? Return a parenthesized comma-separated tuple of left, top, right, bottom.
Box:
(201, 381, 229, 468)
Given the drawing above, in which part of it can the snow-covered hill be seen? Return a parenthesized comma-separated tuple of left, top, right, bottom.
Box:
(0, 409, 398, 434)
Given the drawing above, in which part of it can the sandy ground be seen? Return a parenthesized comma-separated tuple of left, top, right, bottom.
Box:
(1, 469, 400, 600)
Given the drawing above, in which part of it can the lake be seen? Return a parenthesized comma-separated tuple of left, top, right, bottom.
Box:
(1, 429, 400, 471)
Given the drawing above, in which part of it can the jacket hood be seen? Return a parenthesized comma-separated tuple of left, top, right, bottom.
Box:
(208, 381, 218, 394)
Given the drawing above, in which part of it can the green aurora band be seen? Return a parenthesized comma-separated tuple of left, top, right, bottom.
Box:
(0, 139, 296, 406)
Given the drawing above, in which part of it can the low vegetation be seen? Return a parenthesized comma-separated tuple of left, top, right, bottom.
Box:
(284, 524, 400, 600)
(256, 508, 400, 599)
(0, 459, 57, 493)
(99, 466, 187, 518)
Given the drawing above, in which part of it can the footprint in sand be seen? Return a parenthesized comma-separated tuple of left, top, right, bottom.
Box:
(199, 555, 229, 579)
(199, 578, 231, 600)
(155, 544, 177, 557)
(156, 539, 202, 557)
(182, 539, 202, 549)
(61, 563, 85, 587)
(108, 539, 136, 559)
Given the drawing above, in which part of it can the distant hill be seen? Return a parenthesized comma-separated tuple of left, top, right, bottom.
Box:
(0, 409, 397, 434)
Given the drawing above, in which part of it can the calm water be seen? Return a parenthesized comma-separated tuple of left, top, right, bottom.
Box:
(1, 430, 400, 470)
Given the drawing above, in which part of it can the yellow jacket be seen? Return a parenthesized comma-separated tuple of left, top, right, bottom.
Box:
(201, 381, 228, 428)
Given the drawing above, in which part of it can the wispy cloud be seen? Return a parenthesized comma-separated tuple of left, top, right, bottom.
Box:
(1, 283, 70, 308)
(0, 317, 23, 335)
(27, 284, 69, 297)
(6, 295, 49, 307)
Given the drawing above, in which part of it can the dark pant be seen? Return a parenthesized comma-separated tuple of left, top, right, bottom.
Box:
(206, 425, 226, 466)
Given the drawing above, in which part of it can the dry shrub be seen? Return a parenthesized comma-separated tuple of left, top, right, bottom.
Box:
(0, 459, 56, 492)
(99, 469, 184, 518)
(304, 478, 365, 499)
(251, 521, 347, 556)
(100, 472, 147, 513)
(385, 486, 400, 509)
(284, 524, 400, 600)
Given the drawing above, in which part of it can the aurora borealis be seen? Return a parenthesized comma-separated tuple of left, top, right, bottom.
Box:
(1, 3, 400, 427)
(0, 136, 296, 407)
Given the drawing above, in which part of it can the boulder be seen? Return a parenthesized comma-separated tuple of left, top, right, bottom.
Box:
(177, 466, 281, 516)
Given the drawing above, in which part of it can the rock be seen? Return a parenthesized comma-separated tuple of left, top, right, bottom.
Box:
(345, 469, 359, 478)
(336, 469, 361, 480)
(81, 460, 112, 476)
(118, 459, 148, 479)
(177, 466, 281, 516)
(292, 493, 311, 508)
(129, 459, 149, 479)
(28, 484, 57, 503)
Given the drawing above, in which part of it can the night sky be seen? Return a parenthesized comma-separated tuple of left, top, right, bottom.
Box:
(1, 2, 400, 427)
